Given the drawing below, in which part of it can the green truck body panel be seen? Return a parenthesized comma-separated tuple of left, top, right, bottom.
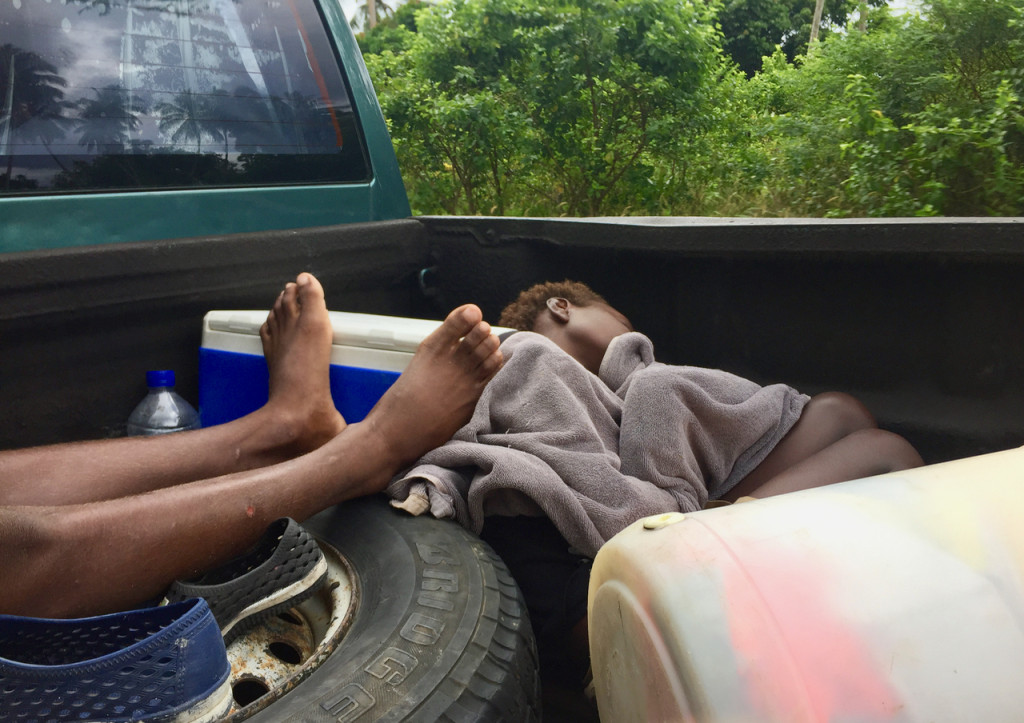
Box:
(0, 181, 409, 252)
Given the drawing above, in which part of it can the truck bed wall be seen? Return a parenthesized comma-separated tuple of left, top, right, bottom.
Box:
(421, 217, 1024, 465)
(0, 220, 432, 449)
(2, 216, 1022, 466)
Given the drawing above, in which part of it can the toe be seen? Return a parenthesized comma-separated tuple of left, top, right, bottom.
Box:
(478, 348, 504, 378)
(295, 273, 325, 309)
(467, 329, 501, 366)
(263, 307, 278, 337)
(280, 282, 299, 317)
(460, 320, 493, 351)
(436, 305, 483, 345)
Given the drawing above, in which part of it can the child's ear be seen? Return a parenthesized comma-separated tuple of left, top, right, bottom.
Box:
(545, 297, 571, 324)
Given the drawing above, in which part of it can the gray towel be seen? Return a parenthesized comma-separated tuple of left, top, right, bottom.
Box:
(387, 331, 808, 557)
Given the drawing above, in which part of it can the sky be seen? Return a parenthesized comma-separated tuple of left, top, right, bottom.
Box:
(338, 0, 366, 28)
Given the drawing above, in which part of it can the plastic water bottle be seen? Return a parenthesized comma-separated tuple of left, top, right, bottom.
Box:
(127, 370, 201, 435)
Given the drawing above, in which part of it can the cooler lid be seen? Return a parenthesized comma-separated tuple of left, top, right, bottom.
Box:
(203, 310, 448, 354)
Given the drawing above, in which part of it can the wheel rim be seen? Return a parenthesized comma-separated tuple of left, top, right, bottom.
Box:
(223, 540, 357, 719)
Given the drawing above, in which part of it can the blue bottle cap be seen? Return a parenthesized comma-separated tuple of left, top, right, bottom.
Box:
(146, 370, 176, 388)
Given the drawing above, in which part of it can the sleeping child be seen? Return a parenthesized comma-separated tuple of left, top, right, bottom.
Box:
(388, 279, 923, 690)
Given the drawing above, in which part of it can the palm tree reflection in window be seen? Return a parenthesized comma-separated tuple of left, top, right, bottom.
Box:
(156, 90, 210, 154)
(77, 85, 147, 155)
(1, 44, 71, 191)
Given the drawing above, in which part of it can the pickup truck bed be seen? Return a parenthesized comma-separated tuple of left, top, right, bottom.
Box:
(4, 216, 1022, 469)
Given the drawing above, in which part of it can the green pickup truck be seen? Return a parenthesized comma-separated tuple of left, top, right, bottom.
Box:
(3, 0, 1024, 719)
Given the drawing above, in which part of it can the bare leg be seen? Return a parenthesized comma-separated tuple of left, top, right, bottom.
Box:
(0, 273, 345, 507)
(0, 294, 502, 618)
(723, 392, 878, 501)
(736, 428, 923, 498)
(723, 392, 923, 502)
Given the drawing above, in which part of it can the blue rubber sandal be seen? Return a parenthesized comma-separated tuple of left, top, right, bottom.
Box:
(0, 598, 232, 723)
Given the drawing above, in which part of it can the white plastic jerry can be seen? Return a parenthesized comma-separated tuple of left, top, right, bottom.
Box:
(589, 446, 1024, 722)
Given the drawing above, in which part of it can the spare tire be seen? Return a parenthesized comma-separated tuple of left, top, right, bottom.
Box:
(244, 495, 541, 722)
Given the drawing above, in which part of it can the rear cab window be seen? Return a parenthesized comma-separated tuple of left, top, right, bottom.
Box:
(0, 0, 409, 252)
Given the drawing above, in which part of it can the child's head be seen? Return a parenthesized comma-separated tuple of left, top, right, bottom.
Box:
(499, 280, 633, 374)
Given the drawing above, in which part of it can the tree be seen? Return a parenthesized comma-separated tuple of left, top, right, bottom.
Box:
(365, 0, 725, 215)
(204, 89, 236, 160)
(357, 0, 427, 55)
(156, 90, 226, 154)
(350, 0, 396, 30)
(833, 0, 1024, 215)
(1, 44, 71, 188)
(717, 0, 886, 76)
(76, 85, 147, 154)
(519, 0, 723, 213)
(364, 0, 1023, 217)
(743, 0, 1024, 216)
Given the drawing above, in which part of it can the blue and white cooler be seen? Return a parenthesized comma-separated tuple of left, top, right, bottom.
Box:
(199, 310, 453, 427)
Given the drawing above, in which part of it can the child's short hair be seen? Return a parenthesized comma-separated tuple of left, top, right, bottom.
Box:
(498, 280, 608, 331)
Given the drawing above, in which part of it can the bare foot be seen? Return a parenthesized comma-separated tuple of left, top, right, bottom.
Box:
(258, 273, 346, 454)
(361, 303, 503, 472)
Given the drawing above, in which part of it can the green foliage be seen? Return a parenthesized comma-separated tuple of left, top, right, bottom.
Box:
(364, 0, 725, 215)
(356, 1, 427, 55)
(718, 0, 887, 76)
(838, 76, 1024, 216)
(360, 0, 1024, 217)
(775, 0, 1024, 216)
